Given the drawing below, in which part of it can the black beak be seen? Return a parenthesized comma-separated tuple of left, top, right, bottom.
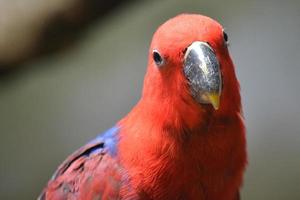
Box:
(183, 42, 222, 110)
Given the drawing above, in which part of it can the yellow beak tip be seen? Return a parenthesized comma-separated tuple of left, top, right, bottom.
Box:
(207, 93, 220, 110)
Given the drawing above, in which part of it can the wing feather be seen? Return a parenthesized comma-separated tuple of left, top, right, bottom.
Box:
(39, 127, 121, 200)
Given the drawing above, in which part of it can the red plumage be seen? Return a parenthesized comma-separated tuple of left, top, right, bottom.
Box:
(118, 14, 246, 200)
(40, 14, 247, 200)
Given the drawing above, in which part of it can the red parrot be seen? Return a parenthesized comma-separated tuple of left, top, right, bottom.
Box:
(39, 14, 247, 200)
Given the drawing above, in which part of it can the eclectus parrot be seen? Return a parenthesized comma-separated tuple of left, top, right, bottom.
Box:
(39, 14, 247, 200)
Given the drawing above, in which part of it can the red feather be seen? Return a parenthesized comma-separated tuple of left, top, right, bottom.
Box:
(118, 14, 247, 200)
(40, 14, 247, 200)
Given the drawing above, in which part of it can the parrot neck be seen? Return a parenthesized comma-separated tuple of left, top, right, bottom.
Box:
(117, 60, 245, 198)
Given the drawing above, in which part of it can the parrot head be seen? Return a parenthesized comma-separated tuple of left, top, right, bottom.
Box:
(142, 14, 240, 117)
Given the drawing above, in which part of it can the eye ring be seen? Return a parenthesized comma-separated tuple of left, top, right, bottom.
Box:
(223, 30, 229, 44)
(152, 50, 164, 67)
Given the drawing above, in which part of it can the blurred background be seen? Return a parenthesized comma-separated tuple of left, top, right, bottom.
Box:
(0, 0, 299, 199)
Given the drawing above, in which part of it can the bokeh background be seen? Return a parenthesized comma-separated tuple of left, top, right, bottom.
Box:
(0, 0, 299, 199)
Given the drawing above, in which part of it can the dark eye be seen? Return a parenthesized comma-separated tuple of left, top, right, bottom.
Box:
(153, 50, 164, 67)
(223, 31, 229, 43)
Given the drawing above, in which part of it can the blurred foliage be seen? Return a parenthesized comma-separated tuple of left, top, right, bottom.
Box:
(0, 0, 136, 70)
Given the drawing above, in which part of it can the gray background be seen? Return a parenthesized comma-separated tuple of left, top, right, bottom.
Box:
(0, 0, 300, 199)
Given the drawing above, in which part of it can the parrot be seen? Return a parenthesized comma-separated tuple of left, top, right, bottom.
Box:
(39, 14, 247, 200)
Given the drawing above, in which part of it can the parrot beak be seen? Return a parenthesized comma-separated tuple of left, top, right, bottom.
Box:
(183, 41, 222, 110)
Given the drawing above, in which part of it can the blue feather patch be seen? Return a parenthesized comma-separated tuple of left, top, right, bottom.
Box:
(87, 126, 120, 157)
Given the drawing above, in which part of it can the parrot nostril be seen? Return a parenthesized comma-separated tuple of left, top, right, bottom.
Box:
(206, 42, 213, 50)
(153, 50, 164, 67)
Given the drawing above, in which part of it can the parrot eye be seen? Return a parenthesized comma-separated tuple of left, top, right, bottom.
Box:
(223, 30, 229, 44)
(153, 50, 164, 67)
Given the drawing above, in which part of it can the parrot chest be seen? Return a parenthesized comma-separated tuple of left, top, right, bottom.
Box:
(121, 145, 243, 200)
(119, 114, 246, 200)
